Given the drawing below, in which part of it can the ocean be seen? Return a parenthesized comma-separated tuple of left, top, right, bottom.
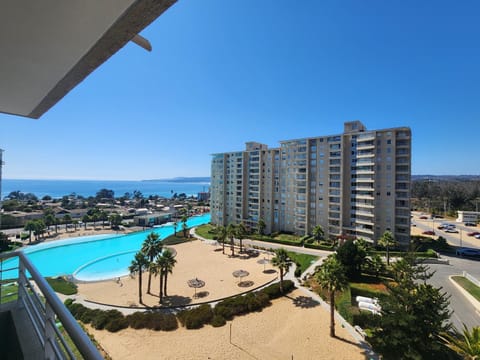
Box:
(1, 179, 210, 199)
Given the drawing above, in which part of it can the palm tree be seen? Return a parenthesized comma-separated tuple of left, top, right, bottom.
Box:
(24, 220, 36, 243)
(440, 325, 480, 359)
(44, 213, 56, 234)
(63, 214, 72, 232)
(316, 255, 348, 337)
(378, 230, 396, 266)
(161, 249, 176, 297)
(181, 214, 188, 237)
(154, 255, 166, 303)
(227, 223, 236, 257)
(236, 223, 247, 253)
(100, 210, 108, 228)
(216, 225, 228, 254)
(129, 251, 149, 304)
(312, 225, 324, 243)
(82, 214, 90, 230)
(141, 232, 162, 294)
(91, 212, 99, 229)
(271, 248, 292, 293)
(173, 221, 178, 236)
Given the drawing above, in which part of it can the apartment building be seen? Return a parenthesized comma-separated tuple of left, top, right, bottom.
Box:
(211, 121, 411, 245)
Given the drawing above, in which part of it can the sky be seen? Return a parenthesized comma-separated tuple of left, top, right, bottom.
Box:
(1, 0, 480, 180)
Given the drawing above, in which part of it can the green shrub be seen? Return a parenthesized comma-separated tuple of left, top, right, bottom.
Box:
(178, 304, 213, 329)
(105, 317, 129, 332)
(147, 313, 178, 331)
(211, 315, 227, 327)
(64, 298, 74, 307)
(335, 287, 353, 324)
(126, 312, 148, 329)
(91, 310, 123, 330)
(260, 280, 295, 299)
(68, 303, 88, 319)
(352, 310, 381, 328)
(79, 308, 102, 324)
(294, 267, 302, 277)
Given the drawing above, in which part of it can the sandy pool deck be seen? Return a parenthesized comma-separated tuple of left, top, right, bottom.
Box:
(75, 240, 366, 359)
(87, 286, 366, 360)
(77, 240, 278, 308)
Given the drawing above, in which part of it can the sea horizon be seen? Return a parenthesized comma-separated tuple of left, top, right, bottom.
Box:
(1, 178, 211, 199)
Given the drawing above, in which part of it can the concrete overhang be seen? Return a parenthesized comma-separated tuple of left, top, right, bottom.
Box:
(0, 0, 176, 119)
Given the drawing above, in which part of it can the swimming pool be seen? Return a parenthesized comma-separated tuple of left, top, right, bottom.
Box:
(1, 214, 211, 281)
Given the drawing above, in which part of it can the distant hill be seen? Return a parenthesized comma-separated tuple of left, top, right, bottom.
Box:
(412, 175, 480, 182)
(143, 177, 211, 183)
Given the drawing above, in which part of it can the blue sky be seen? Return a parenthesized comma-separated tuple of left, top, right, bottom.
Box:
(1, 0, 479, 180)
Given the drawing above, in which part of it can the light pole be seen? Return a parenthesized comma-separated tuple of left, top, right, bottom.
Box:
(459, 228, 462, 248)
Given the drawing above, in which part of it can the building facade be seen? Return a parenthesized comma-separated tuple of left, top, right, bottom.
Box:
(211, 121, 411, 245)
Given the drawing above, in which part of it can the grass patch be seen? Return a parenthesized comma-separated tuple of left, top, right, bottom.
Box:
(286, 251, 318, 274)
(0, 283, 18, 303)
(452, 276, 480, 301)
(46, 277, 77, 295)
(162, 234, 194, 245)
(194, 224, 218, 240)
(274, 233, 301, 242)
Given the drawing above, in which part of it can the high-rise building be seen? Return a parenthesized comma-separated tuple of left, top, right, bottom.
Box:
(211, 121, 411, 246)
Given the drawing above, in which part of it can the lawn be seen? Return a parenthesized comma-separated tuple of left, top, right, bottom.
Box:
(286, 252, 318, 274)
(452, 276, 480, 301)
(194, 224, 218, 240)
(0, 283, 18, 304)
(46, 277, 78, 295)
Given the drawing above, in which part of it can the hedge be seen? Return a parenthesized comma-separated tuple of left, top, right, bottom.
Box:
(304, 243, 335, 251)
(65, 300, 178, 332)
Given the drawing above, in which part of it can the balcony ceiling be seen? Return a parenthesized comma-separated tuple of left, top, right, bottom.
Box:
(0, 0, 176, 119)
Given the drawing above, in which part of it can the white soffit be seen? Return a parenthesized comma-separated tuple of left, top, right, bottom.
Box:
(0, 0, 176, 119)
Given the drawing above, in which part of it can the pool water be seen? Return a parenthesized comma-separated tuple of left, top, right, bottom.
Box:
(1, 214, 210, 281)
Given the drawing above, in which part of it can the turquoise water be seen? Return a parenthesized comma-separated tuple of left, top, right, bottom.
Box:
(1, 214, 211, 281)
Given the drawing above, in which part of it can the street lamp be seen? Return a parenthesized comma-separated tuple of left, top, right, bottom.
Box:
(459, 228, 462, 248)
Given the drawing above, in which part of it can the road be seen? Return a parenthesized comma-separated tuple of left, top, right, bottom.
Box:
(427, 258, 480, 330)
(412, 212, 480, 329)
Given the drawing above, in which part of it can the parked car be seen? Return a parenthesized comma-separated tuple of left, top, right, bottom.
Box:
(445, 228, 459, 233)
(475, 234, 480, 239)
(419, 216, 428, 220)
(465, 222, 477, 227)
(456, 248, 480, 257)
(422, 230, 435, 235)
(467, 231, 480, 237)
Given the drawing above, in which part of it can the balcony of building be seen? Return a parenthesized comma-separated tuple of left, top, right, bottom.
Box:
(353, 201, 375, 209)
(353, 209, 374, 218)
(355, 226, 374, 235)
(354, 217, 375, 226)
(0, 251, 102, 359)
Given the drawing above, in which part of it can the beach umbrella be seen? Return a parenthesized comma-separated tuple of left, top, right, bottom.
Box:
(232, 269, 249, 283)
(187, 278, 205, 298)
(257, 258, 270, 272)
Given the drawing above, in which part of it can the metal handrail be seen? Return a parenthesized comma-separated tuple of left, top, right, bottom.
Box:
(0, 250, 103, 359)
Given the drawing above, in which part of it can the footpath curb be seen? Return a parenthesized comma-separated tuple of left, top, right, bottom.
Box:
(449, 275, 480, 312)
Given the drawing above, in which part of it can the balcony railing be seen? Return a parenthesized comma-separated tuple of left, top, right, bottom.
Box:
(0, 250, 102, 360)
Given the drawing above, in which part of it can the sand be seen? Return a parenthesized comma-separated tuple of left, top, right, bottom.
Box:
(77, 240, 278, 308)
(87, 287, 366, 360)
(44, 228, 366, 359)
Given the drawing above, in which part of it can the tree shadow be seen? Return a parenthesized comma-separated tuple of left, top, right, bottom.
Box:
(286, 295, 320, 308)
(160, 295, 192, 307)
